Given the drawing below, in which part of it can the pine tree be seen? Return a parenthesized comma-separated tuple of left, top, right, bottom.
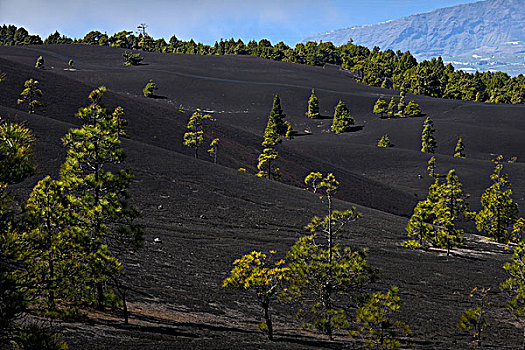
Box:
(404, 100, 421, 117)
(396, 94, 406, 117)
(306, 89, 320, 119)
(122, 50, 143, 65)
(373, 98, 388, 118)
(207, 138, 220, 164)
(142, 80, 158, 97)
(183, 111, 214, 159)
(454, 137, 465, 158)
(404, 170, 469, 255)
(421, 116, 436, 153)
(427, 156, 437, 178)
(59, 86, 143, 309)
(433, 169, 469, 255)
(23, 176, 85, 312)
(0, 122, 36, 183)
(377, 134, 391, 147)
(266, 94, 292, 139)
(387, 97, 397, 117)
(457, 287, 490, 348)
(403, 199, 435, 250)
(475, 155, 524, 243)
(256, 147, 280, 181)
(223, 250, 288, 340)
(35, 56, 44, 69)
(17, 78, 45, 114)
(500, 241, 525, 348)
(351, 286, 412, 349)
(286, 172, 377, 339)
(332, 100, 354, 133)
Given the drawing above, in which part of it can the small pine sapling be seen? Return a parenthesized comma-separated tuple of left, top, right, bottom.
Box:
(421, 116, 436, 153)
(223, 250, 288, 340)
(454, 137, 465, 158)
(68, 59, 74, 68)
(387, 97, 397, 117)
(123, 50, 143, 66)
(256, 147, 280, 181)
(306, 89, 320, 119)
(35, 56, 44, 69)
(404, 100, 421, 117)
(17, 78, 45, 114)
(377, 134, 391, 147)
(427, 156, 437, 178)
(458, 287, 490, 348)
(396, 93, 406, 117)
(142, 80, 158, 97)
(351, 286, 412, 349)
(332, 100, 354, 133)
(182, 111, 214, 159)
(373, 98, 388, 118)
(207, 138, 220, 164)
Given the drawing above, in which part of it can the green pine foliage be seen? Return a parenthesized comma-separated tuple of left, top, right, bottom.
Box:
(256, 147, 280, 181)
(23, 176, 85, 313)
(501, 242, 525, 345)
(387, 97, 397, 117)
(207, 138, 220, 164)
(454, 137, 465, 158)
(122, 50, 143, 65)
(183, 111, 214, 159)
(404, 169, 470, 255)
(404, 100, 421, 117)
(475, 155, 524, 243)
(377, 134, 391, 147)
(373, 98, 388, 118)
(267, 94, 292, 139)
(285, 172, 377, 339)
(35, 55, 44, 69)
(17, 78, 45, 114)
(332, 100, 354, 133)
(421, 116, 436, 153)
(223, 250, 288, 340)
(59, 86, 143, 309)
(142, 80, 158, 97)
(427, 156, 437, 178)
(396, 94, 406, 117)
(68, 59, 73, 68)
(0, 122, 36, 183)
(306, 89, 320, 119)
(351, 286, 412, 349)
(457, 287, 490, 348)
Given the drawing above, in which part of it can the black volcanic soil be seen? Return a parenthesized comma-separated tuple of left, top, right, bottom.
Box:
(1, 45, 525, 349)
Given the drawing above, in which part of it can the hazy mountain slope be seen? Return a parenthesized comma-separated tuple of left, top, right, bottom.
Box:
(303, 0, 525, 74)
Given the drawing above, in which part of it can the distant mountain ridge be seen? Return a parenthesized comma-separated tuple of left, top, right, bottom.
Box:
(302, 0, 525, 75)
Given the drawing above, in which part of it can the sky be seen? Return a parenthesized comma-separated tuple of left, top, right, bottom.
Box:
(0, 0, 483, 46)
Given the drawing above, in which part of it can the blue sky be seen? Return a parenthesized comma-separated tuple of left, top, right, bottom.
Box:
(0, 0, 482, 46)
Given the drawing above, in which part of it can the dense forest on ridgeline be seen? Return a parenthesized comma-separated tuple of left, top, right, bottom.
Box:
(1, 24, 524, 105)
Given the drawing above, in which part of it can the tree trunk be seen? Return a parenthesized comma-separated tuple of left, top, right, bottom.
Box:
(263, 300, 273, 341)
(123, 288, 128, 325)
(96, 282, 104, 310)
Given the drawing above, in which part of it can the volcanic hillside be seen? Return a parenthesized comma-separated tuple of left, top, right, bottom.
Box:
(1, 45, 525, 349)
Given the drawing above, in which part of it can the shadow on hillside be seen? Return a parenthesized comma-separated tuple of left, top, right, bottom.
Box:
(290, 130, 312, 137)
(149, 94, 168, 100)
(346, 125, 364, 132)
